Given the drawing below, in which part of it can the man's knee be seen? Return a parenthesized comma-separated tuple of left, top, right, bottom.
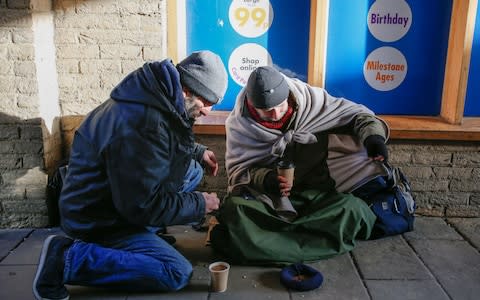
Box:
(161, 260, 193, 291)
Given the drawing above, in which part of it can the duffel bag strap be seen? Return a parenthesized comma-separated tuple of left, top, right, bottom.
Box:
(379, 161, 415, 214)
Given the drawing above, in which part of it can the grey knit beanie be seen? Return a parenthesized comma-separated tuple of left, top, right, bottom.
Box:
(246, 66, 289, 109)
(176, 50, 228, 104)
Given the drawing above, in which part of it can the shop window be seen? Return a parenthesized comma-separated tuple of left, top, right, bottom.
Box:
(465, 2, 480, 116)
(184, 0, 310, 111)
(168, 0, 480, 140)
(326, 0, 452, 115)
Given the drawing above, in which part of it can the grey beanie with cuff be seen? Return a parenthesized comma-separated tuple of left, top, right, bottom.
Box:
(246, 66, 289, 109)
(176, 50, 228, 104)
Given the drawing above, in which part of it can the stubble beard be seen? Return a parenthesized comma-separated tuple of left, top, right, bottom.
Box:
(184, 95, 201, 120)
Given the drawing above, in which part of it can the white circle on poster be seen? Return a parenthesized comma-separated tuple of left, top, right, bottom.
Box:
(229, 0, 274, 38)
(367, 0, 412, 42)
(363, 46, 407, 91)
(228, 43, 272, 87)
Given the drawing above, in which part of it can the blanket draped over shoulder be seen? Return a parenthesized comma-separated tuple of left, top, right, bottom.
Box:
(214, 76, 389, 265)
(226, 75, 389, 193)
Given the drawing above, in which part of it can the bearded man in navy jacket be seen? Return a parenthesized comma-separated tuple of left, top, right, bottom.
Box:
(33, 51, 228, 300)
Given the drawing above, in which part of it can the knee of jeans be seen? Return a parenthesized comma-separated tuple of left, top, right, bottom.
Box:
(163, 261, 193, 291)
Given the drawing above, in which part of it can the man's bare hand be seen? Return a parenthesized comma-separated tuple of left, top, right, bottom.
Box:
(202, 192, 220, 213)
(202, 150, 219, 176)
(277, 175, 292, 196)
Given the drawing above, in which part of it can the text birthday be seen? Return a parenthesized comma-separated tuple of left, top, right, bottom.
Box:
(370, 13, 409, 28)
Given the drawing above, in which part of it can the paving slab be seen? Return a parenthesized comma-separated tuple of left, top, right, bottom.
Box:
(352, 236, 432, 280)
(126, 265, 213, 300)
(1, 217, 478, 300)
(365, 279, 450, 300)
(64, 286, 127, 300)
(447, 217, 480, 249)
(408, 239, 480, 300)
(34, 265, 209, 300)
(174, 265, 210, 300)
(168, 225, 216, 264)
(210, 265, 289, 300)
(291, 254, 369, 300)
(404, 217, 463, 240)
(0, 264, 37, 300)
(1, 227, 64, 265)
(0, 229, 32, 261)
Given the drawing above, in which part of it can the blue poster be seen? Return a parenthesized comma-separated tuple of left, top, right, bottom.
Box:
(185, 0, 310, 111)
(465, 4, 480, 116)
(325, 0, 452, 115)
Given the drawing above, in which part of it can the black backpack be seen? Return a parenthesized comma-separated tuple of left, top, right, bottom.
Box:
(46, 159, 68, 227)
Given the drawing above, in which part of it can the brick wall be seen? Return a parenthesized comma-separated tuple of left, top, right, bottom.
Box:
(0, 118, 48, 227)
(0, 1, 45, 227)
(54, 0, 165, 115)
(0, 0, 38, 120)
(8, 120, 478, 228)
(196, 136, 480, 218)
(61, 123, 480, 219)
(0, 0, 166, 228)
(388, 141, 480, 217)
(0, 0, 479, 228)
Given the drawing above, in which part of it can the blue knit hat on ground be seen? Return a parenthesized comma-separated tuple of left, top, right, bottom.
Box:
(280, 263, 323, 291)
(176, 50, 228, 104)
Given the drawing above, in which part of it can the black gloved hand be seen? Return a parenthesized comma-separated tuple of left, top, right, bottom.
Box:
(364, 135, 388, 162)
(263, 171, 280, 195)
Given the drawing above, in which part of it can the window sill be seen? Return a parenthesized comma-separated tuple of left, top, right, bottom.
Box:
(193, 111, 480, 141)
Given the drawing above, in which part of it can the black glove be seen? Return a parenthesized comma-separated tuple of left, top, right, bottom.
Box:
(263, 171, 280, 195)
(364, 135, 388, 161)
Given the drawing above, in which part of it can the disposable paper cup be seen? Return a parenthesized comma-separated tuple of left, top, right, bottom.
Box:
(277, 161, 295, 190)
(208, 261, 230, 292)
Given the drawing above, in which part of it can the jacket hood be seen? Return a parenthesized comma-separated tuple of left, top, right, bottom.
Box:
(110, 59, 185, 114)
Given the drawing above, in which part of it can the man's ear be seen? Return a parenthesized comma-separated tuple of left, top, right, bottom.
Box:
(182, 87, 189, 98)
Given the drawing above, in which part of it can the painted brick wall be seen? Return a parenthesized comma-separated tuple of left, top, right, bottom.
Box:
(53, 0, 166, 115)
(0, 0, 166, 228)
(0, 1, 38, 120)
(0, 0, 479, 228)
(0, 0, 45, 227)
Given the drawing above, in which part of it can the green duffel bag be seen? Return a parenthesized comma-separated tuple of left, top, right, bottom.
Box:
(210, 189, 376, 266)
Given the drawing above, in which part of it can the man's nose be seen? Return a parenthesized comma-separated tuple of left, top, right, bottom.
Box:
(200, 106, 212, 116)
(271, 108, 281, 119)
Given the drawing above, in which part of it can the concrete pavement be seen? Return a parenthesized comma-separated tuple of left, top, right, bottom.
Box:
(1, 216, 479, 300)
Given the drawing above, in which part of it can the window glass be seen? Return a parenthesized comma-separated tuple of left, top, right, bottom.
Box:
(325, 0, 452, 115)
(465, 4, 480, 116)
(186, 0, 310, 111)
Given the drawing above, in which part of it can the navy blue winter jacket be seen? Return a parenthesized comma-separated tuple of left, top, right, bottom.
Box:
(59, 59, 206, 241)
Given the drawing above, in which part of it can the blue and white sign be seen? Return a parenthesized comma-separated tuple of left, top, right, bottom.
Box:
(326, 0, 452, 115)
(363, 46, 408, 91)
(367, 0, 412, 43)
(186, 0, 310, 111)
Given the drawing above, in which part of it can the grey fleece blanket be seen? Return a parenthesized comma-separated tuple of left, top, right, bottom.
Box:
(225, 75, 389, 194)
